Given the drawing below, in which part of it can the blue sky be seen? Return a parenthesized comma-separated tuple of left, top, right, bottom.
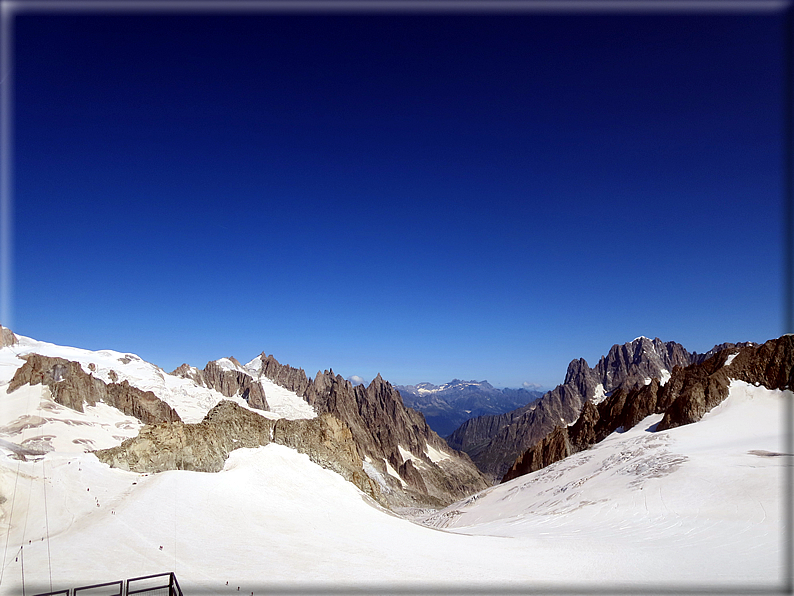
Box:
(6, 6, 787, 389)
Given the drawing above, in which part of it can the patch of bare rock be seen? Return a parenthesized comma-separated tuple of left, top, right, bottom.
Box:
(0, 325, 17, 348)
(95, 400, 378, 501)
(7, 353, 181, 424)
(171, 360, 268, 411)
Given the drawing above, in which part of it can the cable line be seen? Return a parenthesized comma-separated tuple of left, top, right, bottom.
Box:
(0, 457, 21, 588)
(41, 459, 52, 592)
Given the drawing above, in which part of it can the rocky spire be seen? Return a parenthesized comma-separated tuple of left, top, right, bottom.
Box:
(171, 359, 268, 411)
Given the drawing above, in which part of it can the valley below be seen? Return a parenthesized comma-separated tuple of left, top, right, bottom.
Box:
(0, 327, 788, 594)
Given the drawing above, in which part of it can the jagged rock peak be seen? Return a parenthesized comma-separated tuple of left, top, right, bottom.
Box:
(170, 363, 200, 379)
(250, 353, 311, 396)
(0, 324, 18, 347)
(445, 336, 698, 483)
(501, 335, 794, 483)
(298, 362, 489, 507)
(694, 341, 756, 364)
(170, 359, 268, 411)
(191, 351, 488, 507)
(368, 373, 388, 390)
(563, 358, 590, 385)
(593, 337, 694, 392)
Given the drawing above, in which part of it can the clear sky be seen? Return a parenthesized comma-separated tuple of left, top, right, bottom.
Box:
(6, 4, 787, 389)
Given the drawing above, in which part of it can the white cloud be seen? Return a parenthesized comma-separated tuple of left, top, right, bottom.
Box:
(348, 375, 365, 386)
(522, 381, 543, 390)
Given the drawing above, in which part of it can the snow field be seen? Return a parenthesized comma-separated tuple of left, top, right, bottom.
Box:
(4, 445, 613, 594)
(422, 380, 788, 587)
(0, 335, 788, 592)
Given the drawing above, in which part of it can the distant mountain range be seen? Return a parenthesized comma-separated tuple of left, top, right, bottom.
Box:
(394, 380, 544, 438)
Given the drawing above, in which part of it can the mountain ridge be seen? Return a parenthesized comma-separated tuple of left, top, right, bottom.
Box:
(445, 337, 721, 482)
(0, 327, 487, 510)
(502, 336, 788, 482)
(394, 379, 543, 438)
(244, 354, 490, 507)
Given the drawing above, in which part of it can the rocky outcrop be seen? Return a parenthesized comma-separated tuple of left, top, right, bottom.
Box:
(95, 400, 379, 502)
(253, 353, 312, 396)
(502, 426, 572, 481)
(171, 360, 268, 411)
(460, 378, 586, 483)
(445, 337, 699, 483)
(299, 370, 489, 507)
(502, 336, 793, 483)
(0, 324, 17, 347)
(502, 379, 662, 482)
(445, 401, 537, 461)
(693, 341, 756, 364)
(398, 459, 428, 493)
(658, 336, 793, 430)
(7, 354, 181, 424)
(242, 354, 489, 508)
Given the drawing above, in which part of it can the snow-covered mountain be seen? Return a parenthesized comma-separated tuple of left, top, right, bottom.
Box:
(501, 336, 789, 483)
(446, 337, 719, 483)
(0, 329, 487, 510)
(0, 328, 788, 593)
(395, 379, 543, 437)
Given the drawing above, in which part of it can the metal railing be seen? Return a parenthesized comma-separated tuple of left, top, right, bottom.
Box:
(34, 572, 182, 596)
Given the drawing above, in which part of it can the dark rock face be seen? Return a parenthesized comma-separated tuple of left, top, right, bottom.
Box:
(658, 335, 793, 431)
(1, 325, 17, 347)
(447, 337, 695, 483)
(693, 341, 756, 364)
(244, 355, 490, 508)
(254, 353, 312, 396)
(171, 360, 268, 411)
(502, 335, 793, 483)
(502, 426, 572, 482)
(503, 379, 664, 482)
(7, 354, 181, 424)
(591, 337, 694, 392)
(95, 400, 379, 503)
(395, 380, 543, 438)
(461, 381, 586, 483)
(568, 399, 599, 452)
(399, 459, 428, 493)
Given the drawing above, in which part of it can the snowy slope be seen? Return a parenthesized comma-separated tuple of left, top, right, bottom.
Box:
(0, 335, 315, 424)
(242, 355, 317, 420)
(421, 380, 787, 586)
(0, 336, 788, 593)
